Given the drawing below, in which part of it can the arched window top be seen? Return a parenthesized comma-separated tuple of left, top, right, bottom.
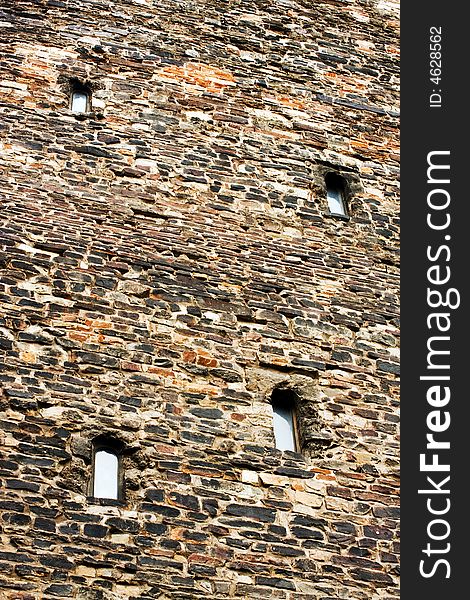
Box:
(91, 437, 123, 501)
(271, 388, 299, 453)
(325, 172, 348, 217)
(70, 80, 91, 113)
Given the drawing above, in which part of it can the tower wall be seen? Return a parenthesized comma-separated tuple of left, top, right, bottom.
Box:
(0, 1, 399, 598)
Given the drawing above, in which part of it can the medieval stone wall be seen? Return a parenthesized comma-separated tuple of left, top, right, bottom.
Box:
(0, 0, 399, 598)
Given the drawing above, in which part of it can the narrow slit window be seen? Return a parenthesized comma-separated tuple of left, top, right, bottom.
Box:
(93, 448, 119, 500)
(326, 173, 348, 217)
(70, 82, 91, 113)
(271, 389, 299, 452)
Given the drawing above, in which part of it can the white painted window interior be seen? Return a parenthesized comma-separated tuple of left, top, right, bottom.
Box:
(93, 449, 119, 499)
(327, 185, 346, 215)
(272, 390, 298, 452)
(71, 90, 89, 113)
(326, 173, 348, 216)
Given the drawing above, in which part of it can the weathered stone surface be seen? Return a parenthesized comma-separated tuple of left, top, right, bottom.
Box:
(0, 0, 399, 598)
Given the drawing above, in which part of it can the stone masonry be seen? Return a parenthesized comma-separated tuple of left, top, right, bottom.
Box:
(0, 0, 399, 598)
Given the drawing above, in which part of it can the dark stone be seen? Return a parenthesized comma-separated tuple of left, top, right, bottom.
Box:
(168, 492, 200, 511)
(74, 352, 119, 368)
(140, 504, 180, 517)
(44, 584, 74, 596)
(34, 517, 56, 532)
(271, 544, 305, 557)
(188, 564, 216, 576)
(105, 517, 139, 533)
(376, 360, 400, 374)
(40, 555, 74, 569)
(333, 521, 357, 534)
(291, 527, 324, 540)
(144, 523, 168, 535)
(3, 512, 31, 526)
(75, 145, 118, 159)
(225, 504, 276, 523)
(83, 524, 109, 538)
(255, 576, 296, 590)
(189, 407, 223, 420)
(351, 568, 393, 584)
(6, 479, 39, 492)
(144, 489, 165, 502)
(363, 525, 393, 540)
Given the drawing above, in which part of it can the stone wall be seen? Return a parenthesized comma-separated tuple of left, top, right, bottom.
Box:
(0, 0, 399, 598)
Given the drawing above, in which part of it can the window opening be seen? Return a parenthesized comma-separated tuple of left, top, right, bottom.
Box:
(70, 81, 91, 113)
(92, 447, 119, 500)
(325, 172, 348, 217)
(271, 388, 299, 452)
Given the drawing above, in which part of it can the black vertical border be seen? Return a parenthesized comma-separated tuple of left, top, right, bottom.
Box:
(401, 3, 465, 598)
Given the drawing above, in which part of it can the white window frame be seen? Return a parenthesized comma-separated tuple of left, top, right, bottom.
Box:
(271, 390, 300, 452)
(92, 447, 120, 500)
(326, 173, 348, 217)
(70, 81, 91, 113)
